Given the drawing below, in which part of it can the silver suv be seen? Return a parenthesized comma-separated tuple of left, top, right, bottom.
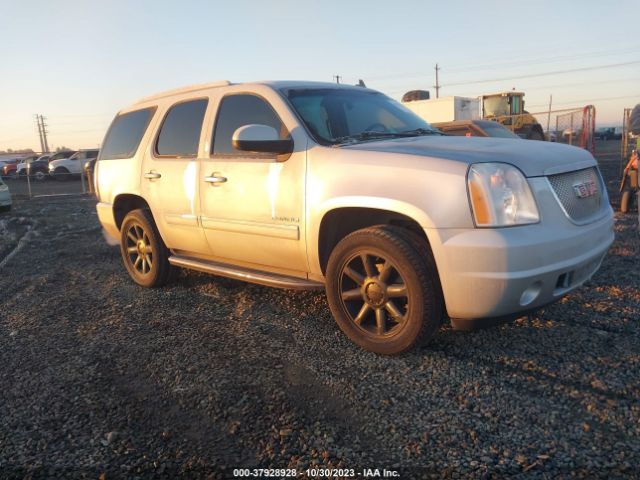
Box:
(95, 81, 614, 354)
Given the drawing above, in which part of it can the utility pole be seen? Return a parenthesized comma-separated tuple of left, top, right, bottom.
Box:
(35, 115, 45, 153)
(39, 115, 50, 153)
(434, 63, 440, 98)
(333, 75, 341, 84)
(546, 94, 553, 138)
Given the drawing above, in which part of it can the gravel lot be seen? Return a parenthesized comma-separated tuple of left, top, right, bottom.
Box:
(0, 141, 638, 479)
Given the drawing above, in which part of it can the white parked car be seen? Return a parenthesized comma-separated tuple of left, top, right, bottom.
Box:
(0, 176, 11, 212)
(49, 149, 99, 180)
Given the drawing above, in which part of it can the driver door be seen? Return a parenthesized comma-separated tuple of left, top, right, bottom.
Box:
(198, 92, 308, 275)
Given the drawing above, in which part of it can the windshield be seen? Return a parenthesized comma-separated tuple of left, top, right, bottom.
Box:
(283, 88, 437, 145)
(483, 96, 510, 117)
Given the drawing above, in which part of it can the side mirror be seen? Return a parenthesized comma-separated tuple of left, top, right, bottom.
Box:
(232, 124, 293, 154)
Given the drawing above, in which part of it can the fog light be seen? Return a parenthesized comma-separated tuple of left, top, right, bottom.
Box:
(520, 281, 542, 306)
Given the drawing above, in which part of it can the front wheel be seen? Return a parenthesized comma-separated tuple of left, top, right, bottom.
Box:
(326, 226, 443, 355)
(120, 209, 175, 287)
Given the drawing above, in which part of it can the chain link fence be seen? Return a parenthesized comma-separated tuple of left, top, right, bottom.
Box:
(530, 105, 596, 152)
(1, 151, 96, 199)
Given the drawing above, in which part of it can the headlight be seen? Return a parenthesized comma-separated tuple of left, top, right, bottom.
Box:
(467, 163, 539, 227)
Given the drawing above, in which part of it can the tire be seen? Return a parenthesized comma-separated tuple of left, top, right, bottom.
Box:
(325, 225, 443, 355)
(53, 167, 70, 181)
(120, 209, 175, 287)
(528, 129, 545, 141)
(33, 170, 47, 182)
(0, 205, 10, 213)
(620, 190, 632, 213)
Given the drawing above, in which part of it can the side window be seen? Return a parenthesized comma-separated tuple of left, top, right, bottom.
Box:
(156, 99, 208, 157)
(212, 94, 287, 155)
(100, 107, 155, 160)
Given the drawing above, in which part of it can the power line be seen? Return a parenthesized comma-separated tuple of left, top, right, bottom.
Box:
(360, 45, 640, 82)
(444, 61, 640, 87)
(51, 128, 107, 134)
(527, 94, 640, 110)
(509, 77, 638, 92)
(444, 46, 640, 74)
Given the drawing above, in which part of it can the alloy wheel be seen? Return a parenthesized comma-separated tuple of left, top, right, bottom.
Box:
(124, 223, 154, 275)
(338, 251, 409, 337)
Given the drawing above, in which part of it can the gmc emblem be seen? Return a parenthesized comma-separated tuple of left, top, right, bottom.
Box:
(573, 179, 597, 198)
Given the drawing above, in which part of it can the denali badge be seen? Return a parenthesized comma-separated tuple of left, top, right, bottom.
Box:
(573, 179, 597, 198)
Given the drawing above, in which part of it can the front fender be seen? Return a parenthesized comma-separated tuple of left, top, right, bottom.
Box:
(307, 196, 437, 277)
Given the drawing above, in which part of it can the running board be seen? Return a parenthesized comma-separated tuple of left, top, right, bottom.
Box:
(168, 255, 324, 290)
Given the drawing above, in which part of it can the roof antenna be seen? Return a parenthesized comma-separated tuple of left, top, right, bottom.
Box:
(357, 79, 367, 87)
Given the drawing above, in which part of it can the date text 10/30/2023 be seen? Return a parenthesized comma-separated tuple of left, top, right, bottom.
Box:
(232, 468, 401, 478)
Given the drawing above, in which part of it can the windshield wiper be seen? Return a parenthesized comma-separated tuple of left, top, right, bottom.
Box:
(398, 127, 443, 136)
(332, 130, 422, 146)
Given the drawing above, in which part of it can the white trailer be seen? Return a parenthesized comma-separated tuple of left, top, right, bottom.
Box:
(402, 96, 480, 124)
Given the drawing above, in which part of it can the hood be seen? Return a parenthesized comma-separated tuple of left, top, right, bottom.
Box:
(343, 135, 596, 177)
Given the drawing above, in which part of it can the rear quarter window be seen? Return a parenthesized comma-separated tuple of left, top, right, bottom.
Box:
(156, 99, 208, 157)
(100, 107, 156, 160)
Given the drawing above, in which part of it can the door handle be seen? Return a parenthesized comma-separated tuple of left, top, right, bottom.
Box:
(144, 171, 162, 179)
(204, 173, 227, 185)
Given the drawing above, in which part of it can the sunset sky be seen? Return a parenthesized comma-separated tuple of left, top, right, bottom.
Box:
(1, 0, 638, 151)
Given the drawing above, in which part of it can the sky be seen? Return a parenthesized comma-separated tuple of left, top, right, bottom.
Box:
(1, 0, 638, 151)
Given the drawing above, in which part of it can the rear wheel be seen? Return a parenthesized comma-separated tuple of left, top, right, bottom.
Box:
(120, 209, 175, 287)
(326, 226, 443, 355)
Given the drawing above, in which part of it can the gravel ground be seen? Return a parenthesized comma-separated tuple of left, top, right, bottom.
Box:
(0, 142, 638, 479)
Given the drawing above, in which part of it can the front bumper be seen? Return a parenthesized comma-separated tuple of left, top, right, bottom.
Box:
(427, 201, 614, 321)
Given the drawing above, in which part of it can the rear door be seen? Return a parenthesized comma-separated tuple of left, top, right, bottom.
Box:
(140, 98, 210, 255)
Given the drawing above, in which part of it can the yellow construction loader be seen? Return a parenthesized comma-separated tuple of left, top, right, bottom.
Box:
(481, 92, 545, 140)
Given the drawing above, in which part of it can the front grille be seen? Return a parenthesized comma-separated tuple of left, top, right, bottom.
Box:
(547, 167, 603, 223)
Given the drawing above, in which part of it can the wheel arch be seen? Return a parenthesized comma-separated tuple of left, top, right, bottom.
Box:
(315, 200, 435, 276)
(112, 194, 152, 230)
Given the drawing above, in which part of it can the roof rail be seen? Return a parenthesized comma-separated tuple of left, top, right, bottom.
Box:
(134, 80, 232, 104)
